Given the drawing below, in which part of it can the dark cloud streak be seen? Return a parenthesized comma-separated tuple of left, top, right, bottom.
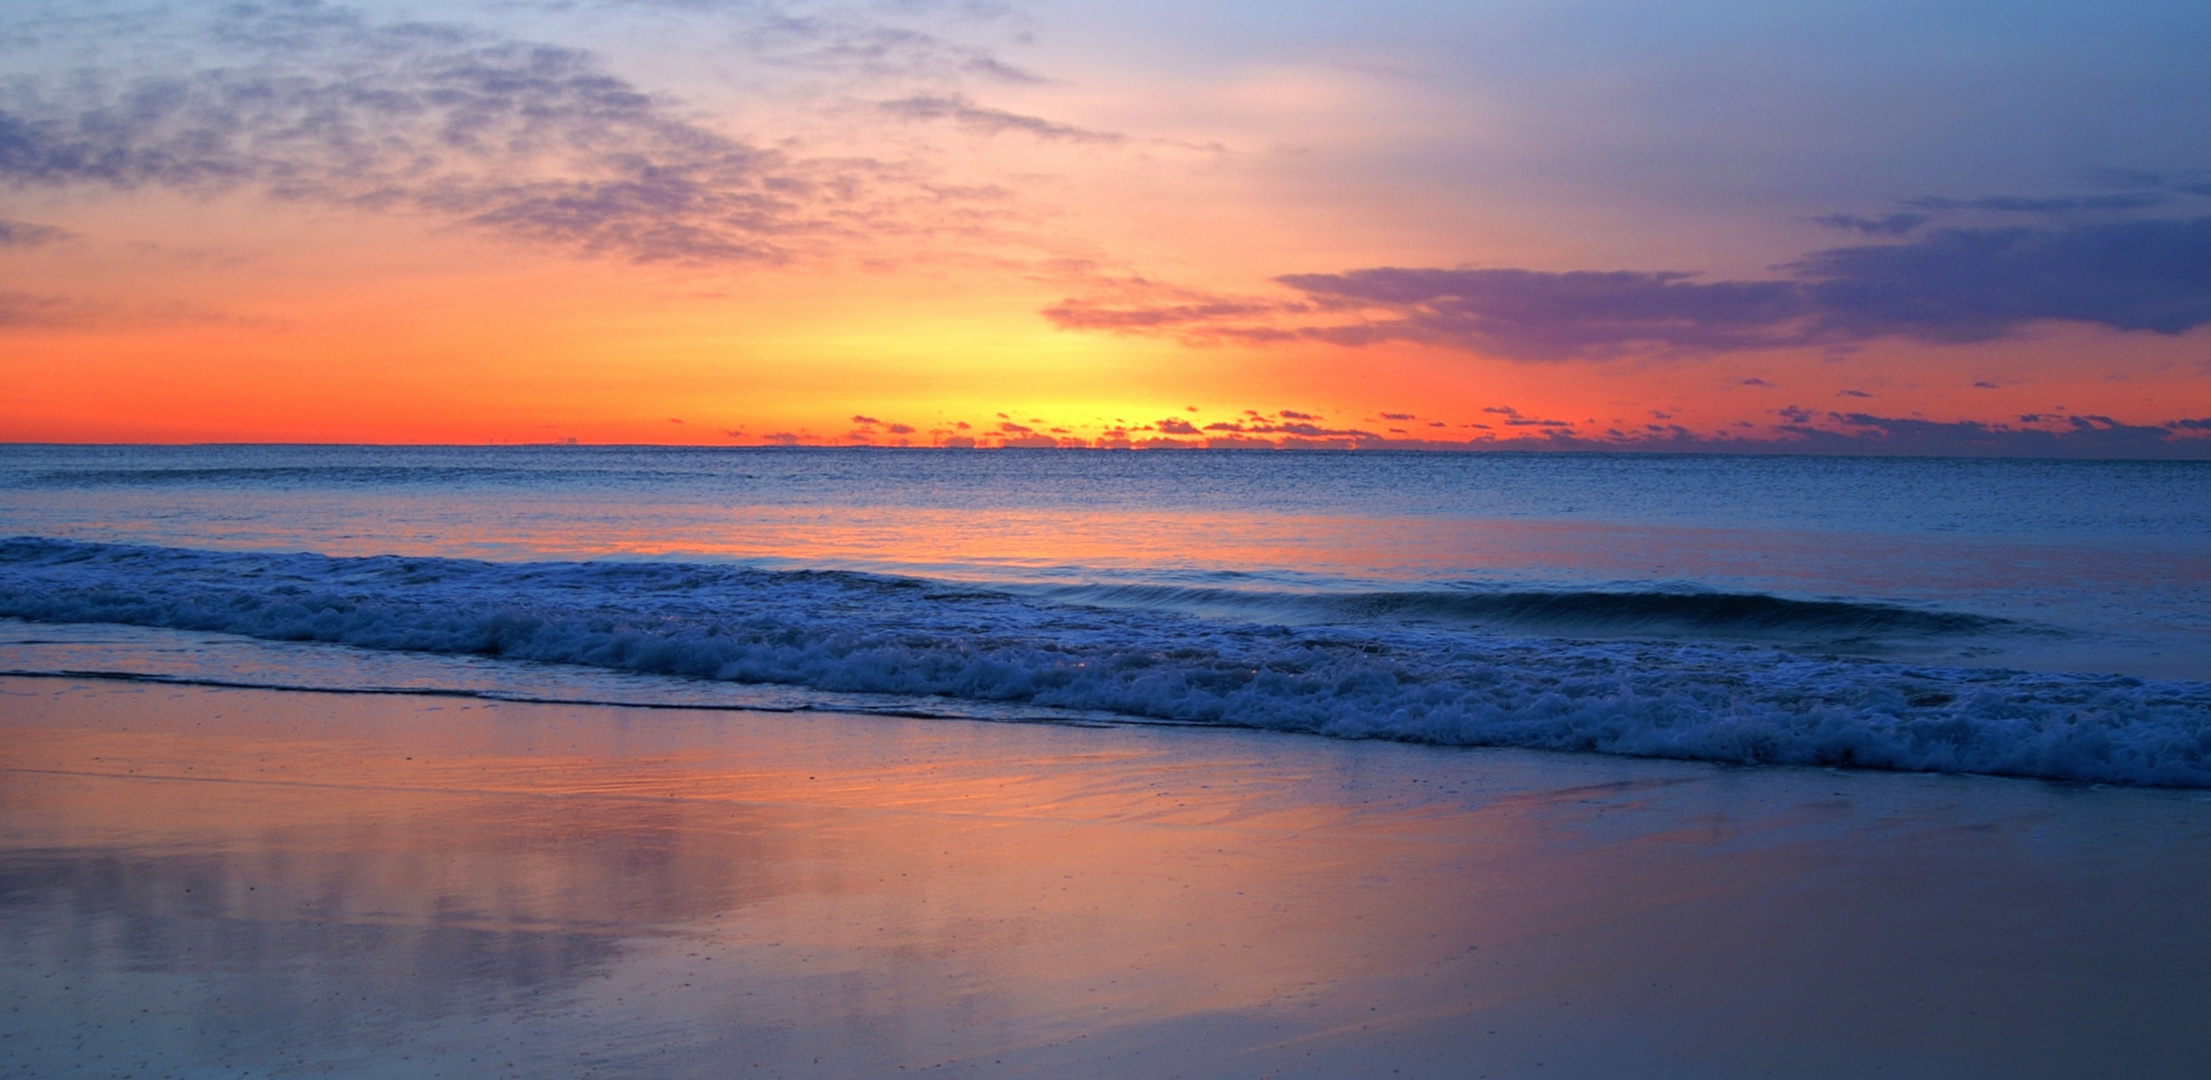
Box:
(1808, 212, 1926, 236)
(879, 94, 1122, 143)
(1049, 217, 2211, 360)
(0, 291, 92, 327)
(0, 217, 68, 247)
(1906, 193, 2171, 214)
(1397, 411, 2211, 459)
(1274, 267, 1820, 359)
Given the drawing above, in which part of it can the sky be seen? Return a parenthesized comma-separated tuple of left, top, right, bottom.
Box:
(3, 0, 2210, 455)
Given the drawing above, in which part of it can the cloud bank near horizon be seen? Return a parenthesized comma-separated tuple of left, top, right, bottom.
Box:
(803, 403, 2211, 460)
(1049, 217, 2211, 360)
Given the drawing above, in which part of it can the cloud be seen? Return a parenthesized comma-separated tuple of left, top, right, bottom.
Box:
(0, 288, 276, 333)
(1372, 411, 2211, 459)
(878, 94, 1122, 143)
(961, 56, 1051, 85)
(1481, 405, 1574, 428)
(1761, 411, 2205, 459)
(724, 409, 2211, 457)
(1809, 212, 1926, 236)
(0, 1, 953, 266)
(0, 291, 93, 326)
(720, 3, 1038, 85)
(1273, 267, 1820, 359)
(1041, 275, 1305, 339)
(0, 217, 68, 247)
(1047, 217, 2211, 360)
(1906, 193, 2171, 214)
(1787, 218, 2211, 340)
(1197, 416, 1378, 438)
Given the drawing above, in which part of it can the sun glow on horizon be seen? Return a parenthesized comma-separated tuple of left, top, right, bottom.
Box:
(2, 0, 2207, 456)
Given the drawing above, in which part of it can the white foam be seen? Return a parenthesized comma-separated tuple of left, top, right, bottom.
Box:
(4, 537, 2208, 785)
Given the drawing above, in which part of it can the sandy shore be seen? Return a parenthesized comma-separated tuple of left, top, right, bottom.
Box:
(4, 675, 2210, 1078)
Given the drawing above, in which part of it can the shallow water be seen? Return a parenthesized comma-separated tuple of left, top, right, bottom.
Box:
(5, 677, 2210, 1079)
(3, 446, 2208, 784)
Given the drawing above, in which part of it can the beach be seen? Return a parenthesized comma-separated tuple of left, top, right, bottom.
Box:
(10, 0, 2211, 1071)
(7, 675, 2209, 1079)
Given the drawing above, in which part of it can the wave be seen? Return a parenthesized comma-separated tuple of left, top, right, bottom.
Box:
(1022, 582, 2012, 638)
(4, 536, 2209, 787)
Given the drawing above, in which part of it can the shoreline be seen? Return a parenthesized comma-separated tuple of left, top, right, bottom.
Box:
(6, 676, 2211, 1077)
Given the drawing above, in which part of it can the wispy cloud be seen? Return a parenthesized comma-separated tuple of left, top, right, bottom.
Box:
(0, 218, 69, 247)
(1041, 274, 1309, 341)
(0, 1, 1017, 266)
(878, 94, 1123, 143)
(720, 2, 1044, 84)
(0, 289, 279, 333)
(0, 291, 94, 327)
(1905, 193, 2172, 215)
(1807, 212, 1926, 236)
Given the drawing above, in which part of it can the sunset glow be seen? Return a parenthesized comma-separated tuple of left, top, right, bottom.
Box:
(4, 0, 2209, 454)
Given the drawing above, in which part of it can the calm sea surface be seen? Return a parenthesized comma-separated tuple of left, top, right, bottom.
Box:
(3, 445, 2208, 783)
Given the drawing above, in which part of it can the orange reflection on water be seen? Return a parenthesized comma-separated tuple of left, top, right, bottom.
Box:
(1, 681, 1484, 1049)
(7, 678, 2211, 1077)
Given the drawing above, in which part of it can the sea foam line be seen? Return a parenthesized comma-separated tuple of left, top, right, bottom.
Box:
(3, 537, 2208, 786)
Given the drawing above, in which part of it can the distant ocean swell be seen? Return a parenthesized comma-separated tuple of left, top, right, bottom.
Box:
(4, 537, 2208, 787)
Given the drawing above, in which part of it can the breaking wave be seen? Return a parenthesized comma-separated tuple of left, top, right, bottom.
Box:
(1021, 582, 2011, 638)
(3, 536, 2208, 787)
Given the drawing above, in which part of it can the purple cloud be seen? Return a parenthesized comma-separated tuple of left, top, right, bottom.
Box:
(1275, 267, 1819, 359)
(1809, 213, 1926, 236)
(1047, 217, 2211, 361)
(878, 95, 1122, 144)
(0, 3, 991, 267)
(0, 218, 68, 248)
(1789, 218, 2211, 341)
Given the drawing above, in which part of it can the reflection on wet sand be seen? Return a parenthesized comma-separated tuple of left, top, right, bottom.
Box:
(5, 676, 2211, 1078)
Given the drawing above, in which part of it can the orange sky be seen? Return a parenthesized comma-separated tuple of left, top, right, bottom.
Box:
(3, 0, 2208, 455)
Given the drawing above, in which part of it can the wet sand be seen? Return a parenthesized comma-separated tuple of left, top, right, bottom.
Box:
(4, 675, 2210, 1078)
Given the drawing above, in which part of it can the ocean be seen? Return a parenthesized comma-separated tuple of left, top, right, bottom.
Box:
(3, 443, 2208, 785)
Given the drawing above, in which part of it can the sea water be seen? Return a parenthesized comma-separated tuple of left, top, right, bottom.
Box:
(2, 444, 2208, 784)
